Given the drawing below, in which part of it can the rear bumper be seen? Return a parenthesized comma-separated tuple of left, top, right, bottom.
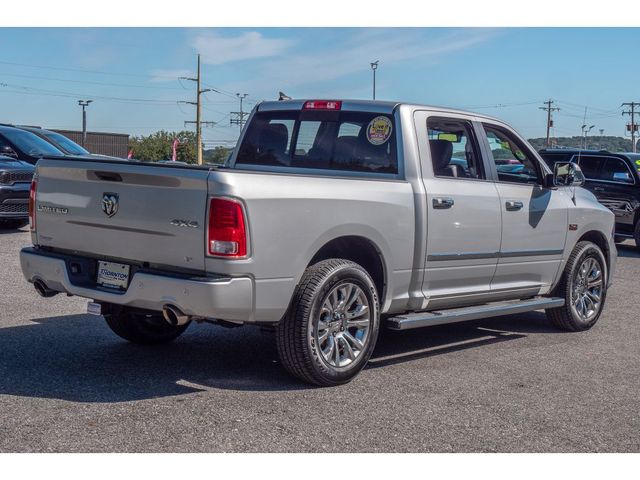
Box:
(20, 248, 255, 322)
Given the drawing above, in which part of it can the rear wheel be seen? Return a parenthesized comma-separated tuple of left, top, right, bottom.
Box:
(546, 241, 607, 331)
(276, 259, 380, 386)
(0, 219, 28, 230)
(105, 312, 190, 345)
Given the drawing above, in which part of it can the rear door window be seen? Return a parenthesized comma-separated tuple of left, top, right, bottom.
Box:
(236, 110, 398, 174)
(574, 156, 605, 180)
(601, 157, 635, 184)
(427, 117, 485, 180)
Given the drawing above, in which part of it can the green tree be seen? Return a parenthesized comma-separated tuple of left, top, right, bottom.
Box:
(203, 146, 232, 165)
(129, 130, 198, 163)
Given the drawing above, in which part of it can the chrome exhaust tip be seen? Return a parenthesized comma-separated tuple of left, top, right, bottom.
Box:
(162, 304, 190, 326)
(33, 279, 58, 298)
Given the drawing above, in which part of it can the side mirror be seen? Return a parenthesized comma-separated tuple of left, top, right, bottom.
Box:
(554, 161, 585, 187)
(613, 171, 633, 183)
(0, 145, 18, 159)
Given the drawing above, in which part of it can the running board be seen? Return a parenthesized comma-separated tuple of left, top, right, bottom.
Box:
(386, 296, 565, 331)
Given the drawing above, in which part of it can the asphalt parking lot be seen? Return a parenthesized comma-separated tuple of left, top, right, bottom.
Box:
(1, 228, 639, 453)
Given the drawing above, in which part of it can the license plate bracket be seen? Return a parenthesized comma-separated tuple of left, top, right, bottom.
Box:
(96, 261, 130, 290)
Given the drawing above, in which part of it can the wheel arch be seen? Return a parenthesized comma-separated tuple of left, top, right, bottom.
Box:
(307, 235, 387, 304)
(576, 230, 611, 275)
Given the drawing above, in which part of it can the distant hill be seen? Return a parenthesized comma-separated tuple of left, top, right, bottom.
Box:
(527, 136, 634, 153)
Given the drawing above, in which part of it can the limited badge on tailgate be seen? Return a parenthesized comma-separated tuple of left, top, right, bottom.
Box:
(97, 261, 130, 290)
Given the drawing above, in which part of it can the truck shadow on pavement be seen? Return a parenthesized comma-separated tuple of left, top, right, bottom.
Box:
(0, 311, 556, 402)
(0, 227, 27, 235)
(616, 244, 640, 259)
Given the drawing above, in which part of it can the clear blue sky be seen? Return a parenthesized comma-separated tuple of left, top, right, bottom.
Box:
(1, 28, 638, 146)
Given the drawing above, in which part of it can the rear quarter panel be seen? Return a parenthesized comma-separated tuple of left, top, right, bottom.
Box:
(205, 170, 416, 322)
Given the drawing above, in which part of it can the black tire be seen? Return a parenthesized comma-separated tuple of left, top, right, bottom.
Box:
(276, 259, 380, 386)
(105, 312, 190, 345)
(0, 219, 28, 230)
(546, 241, 607, 332)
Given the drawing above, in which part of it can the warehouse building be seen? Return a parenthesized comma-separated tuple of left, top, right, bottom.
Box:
(51, 129, 129, 158)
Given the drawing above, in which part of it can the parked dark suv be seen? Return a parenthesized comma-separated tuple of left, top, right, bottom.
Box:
(0, 125, 65, 165)
(540, 149, 640, 246)
(0, 154, 34, 229)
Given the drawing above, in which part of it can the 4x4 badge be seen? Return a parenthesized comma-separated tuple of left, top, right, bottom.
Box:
(102, 192, 119, 218)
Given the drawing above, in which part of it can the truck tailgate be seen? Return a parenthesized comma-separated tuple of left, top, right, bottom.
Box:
(33, 159, 211, 272)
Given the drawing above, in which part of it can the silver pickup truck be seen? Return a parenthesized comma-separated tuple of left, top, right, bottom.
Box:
(20, 99, 616, 386)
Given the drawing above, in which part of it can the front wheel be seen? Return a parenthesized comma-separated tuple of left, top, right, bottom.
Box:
(105, 311, 190, 345)
(276, 259, 380, 386)
(546, 241, 607, 331)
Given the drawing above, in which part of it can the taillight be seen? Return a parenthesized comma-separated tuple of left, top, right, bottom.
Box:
(28, 177, 37, 231)
(303, 100, 342, 110)
(207, 198, 247, 257)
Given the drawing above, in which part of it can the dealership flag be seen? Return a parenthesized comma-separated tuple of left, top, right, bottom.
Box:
(172, 138, 180, 161)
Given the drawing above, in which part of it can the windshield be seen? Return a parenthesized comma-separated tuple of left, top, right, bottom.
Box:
(41, 131, 89, 155)
(3, 129, 64, 157)
(236, 110, 398, 174)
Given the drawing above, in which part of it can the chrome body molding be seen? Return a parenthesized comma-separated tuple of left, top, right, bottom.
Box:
(427, 249, 564, 262)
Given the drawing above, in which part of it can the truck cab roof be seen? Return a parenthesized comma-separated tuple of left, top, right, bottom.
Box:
(257, 99, 504, 123)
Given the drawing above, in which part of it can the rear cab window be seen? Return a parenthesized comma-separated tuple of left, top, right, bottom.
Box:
(235, 109, 398, 175)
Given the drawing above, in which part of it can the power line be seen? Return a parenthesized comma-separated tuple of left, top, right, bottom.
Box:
(461, 100, 542, 109)
(555, 100, 620, 115)
(0, 82, 180, 105)
(0, 58, 249, 102)
(202, 82, 260, 105)
(0, 71, 186, 90)
(0, 59, 180, 80)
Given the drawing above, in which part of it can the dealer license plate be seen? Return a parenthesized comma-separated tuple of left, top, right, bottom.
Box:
(96, 261, 130, 290)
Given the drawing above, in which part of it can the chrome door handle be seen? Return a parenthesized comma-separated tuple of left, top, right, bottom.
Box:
(433, 197, 454, 209)
(593, 187, 605, 192)
(505, 200, 524, 211)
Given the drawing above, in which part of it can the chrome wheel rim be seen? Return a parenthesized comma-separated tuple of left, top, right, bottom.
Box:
(571, 256, 603, 322)
(314, 282, 371, 368)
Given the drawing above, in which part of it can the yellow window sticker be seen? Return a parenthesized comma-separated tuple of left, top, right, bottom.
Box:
(366, 116, 393, 145)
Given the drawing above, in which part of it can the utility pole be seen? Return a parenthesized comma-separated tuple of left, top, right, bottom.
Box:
(370, 61, 379, 100)
(622, 102, 639, 153)
(77, 99, 92, 148)
(539, 99, 559, 148)
(230, 93, 249, 132)
(180, 54, 214, 165)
